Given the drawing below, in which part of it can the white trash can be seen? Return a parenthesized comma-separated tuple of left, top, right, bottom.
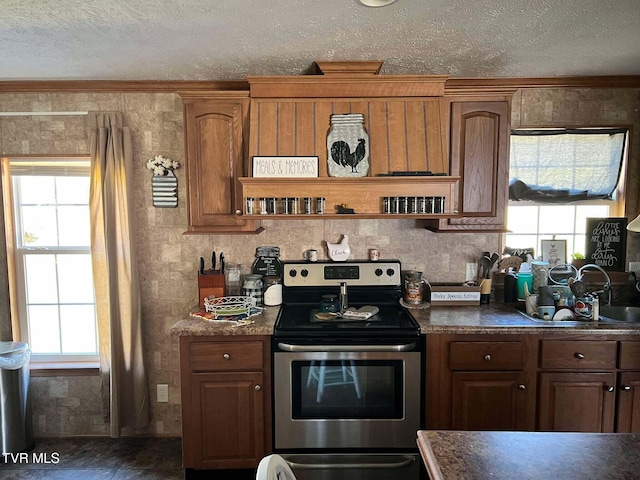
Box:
(0, 342, 33, 453)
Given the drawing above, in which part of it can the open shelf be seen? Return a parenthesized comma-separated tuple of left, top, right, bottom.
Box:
(238, 176, 460, 218)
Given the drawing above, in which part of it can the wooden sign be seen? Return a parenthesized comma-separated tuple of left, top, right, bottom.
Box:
(252, 156, 318, 178)
(585, 217, 627, 271)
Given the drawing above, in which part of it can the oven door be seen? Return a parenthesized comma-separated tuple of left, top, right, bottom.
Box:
(273, 343, 421, 450)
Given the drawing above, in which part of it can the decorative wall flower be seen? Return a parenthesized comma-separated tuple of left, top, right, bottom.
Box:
(146, 154, 180, 176)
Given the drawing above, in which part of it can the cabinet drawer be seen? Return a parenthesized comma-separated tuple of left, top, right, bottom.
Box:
(449, 341, 525, 370)
(620, 341, 640, 370)
(189, 341, 264, 372)
(540, 341, 616, 369)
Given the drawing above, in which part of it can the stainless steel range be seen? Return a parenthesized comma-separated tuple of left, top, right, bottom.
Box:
(272, 260, 424, 480)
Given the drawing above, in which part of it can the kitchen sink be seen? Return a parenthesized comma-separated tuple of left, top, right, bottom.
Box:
(598, 306, 640, 323)
(515, 305, 640, 326)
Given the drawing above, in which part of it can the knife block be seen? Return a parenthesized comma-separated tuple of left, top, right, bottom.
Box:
(198, 273, 226, 307)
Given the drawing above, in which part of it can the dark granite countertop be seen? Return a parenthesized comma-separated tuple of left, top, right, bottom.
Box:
(171, 302, 640, 336)
(171, 305, 279, 336)
(417, 430, 640, 480)
(411, 303, 640, 334)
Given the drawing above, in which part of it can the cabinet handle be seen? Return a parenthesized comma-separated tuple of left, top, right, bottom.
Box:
(483, 354, 492, 361)
(518, 384, 526, 390)
(574, 352, 585, 360)
(223, 353, 230, 360)
(235, 209, 242, 215)
(605, 386, 615, 393)
(622, 385, 632, 391)
(255, 384, 262, 391)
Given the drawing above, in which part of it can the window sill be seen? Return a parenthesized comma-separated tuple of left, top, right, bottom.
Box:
(30, 362, 100, 377)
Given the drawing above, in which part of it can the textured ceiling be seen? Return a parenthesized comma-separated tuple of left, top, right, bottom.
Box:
(1, 0, 639, 81)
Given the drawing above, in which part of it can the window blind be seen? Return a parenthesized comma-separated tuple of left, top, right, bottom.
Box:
(509, 128, 627, 203)
(8, 157, 90, 176)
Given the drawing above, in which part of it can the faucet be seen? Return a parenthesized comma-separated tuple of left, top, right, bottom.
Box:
(577, 264, 612, 306)
(339, 282, 349, 313)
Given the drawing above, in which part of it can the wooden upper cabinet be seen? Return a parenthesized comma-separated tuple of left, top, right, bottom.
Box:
(426, 96, 512, 231)
(182, 94, 263, 234)
(248, 97, 448, 176)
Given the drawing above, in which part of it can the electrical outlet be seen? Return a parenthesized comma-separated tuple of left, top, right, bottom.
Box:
(629, 262, 640, 273)
(157, 384, 169, 403)
(465, 263, 477, 282)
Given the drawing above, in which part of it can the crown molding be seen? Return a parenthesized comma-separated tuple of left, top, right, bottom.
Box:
(0, 76, 638, 95)
(0, 80, 249, 93)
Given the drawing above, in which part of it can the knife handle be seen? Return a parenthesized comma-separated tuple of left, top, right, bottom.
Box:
(199, 257, 205, 275)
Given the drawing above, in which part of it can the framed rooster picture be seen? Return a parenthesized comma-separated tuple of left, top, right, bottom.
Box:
(327, 113, 370, 177)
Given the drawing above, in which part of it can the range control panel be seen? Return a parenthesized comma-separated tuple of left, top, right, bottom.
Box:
(283, 261, 401, 287)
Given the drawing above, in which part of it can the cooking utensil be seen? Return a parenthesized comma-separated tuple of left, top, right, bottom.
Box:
(199, 257, 205, 275)
(489, 252, 499, 270)
(211, 251, 217, 272)
(219, 252, 225, 274)
(477, 254, 492, 281)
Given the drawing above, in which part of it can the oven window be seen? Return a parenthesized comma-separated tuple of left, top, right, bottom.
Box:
(291, 360, 403, 419)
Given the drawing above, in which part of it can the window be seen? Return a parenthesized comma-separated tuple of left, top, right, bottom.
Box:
(3, 157, 98, 363)
(504, 128, 628, 259)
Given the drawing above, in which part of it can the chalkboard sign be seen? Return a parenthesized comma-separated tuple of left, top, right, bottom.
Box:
(585, 217, 627, 271)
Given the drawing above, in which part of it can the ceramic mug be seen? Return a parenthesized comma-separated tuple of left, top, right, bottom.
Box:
(537, 305, 556, 320)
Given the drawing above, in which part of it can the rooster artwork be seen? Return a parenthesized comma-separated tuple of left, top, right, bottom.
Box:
(326, 113, 370, 177)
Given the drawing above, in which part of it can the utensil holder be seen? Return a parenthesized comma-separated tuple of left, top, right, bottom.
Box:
(198, 273, 226, 307)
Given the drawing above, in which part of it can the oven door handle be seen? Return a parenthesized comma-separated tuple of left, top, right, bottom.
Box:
(277, 342, 418, 352)
(286, 455, 416, 470)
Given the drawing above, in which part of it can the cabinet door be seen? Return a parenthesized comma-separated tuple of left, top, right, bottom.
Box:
(452, 371, 532, 431)
(617, 372, 640, 433)
(426, 99, 510, 231)
(190, 371, 265, 469)
(538, 372, 616, 432)
(183, 98, 262, 233)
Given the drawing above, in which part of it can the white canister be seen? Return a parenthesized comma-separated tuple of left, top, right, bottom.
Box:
(263, 277, 283, 306)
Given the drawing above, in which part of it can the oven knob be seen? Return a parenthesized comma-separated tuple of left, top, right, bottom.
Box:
(386, 268, 395, 276)
(289, 269, 297, 277)
(301, 269, 309, 277)
(375, 268, 383, 276)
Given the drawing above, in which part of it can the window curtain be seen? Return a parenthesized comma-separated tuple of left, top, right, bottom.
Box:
(509, 128, 627, 203)
(88, 112, 149, 436)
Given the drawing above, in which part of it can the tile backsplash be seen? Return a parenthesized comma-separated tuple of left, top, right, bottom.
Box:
(0, 87, 638, 436)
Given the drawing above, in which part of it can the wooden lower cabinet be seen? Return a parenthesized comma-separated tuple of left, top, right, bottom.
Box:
(452, 371, 531, 430)
(189, 371, 264, 468)
(180, 336, 271, 470)
(427, 333, 640, 434)
(426, 334, 537, 431)
(616, 372, 640, 432)
(538, 372, 616, 432)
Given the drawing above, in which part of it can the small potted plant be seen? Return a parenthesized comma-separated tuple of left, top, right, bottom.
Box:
(571, 252, 587, 269)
